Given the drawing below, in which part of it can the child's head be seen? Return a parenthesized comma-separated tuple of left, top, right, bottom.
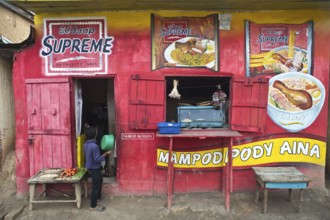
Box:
(85, 126, 96, 140)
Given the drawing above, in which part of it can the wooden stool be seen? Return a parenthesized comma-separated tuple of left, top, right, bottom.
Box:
(252, 167, 311, 213)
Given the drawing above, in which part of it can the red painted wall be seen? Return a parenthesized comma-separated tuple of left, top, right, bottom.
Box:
(13, 11, 330, 196)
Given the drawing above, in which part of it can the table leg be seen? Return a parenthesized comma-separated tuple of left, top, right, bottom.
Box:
(29, 184, 35, 211)
(225, 137, 233, 212)
(84, 179, 88, 198)
(297, 189, 304, 213)
(289, 189, 293, 202)
(42, 184, 46, 197)
(262, 188, 268, 214)
(255, 181, 260, 203)
(229, 138, 233, 193)
(167, 137, 174, 209)
(75, 183, 82, 209)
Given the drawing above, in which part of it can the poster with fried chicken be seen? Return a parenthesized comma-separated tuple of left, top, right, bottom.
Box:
(151, 14, 219, 71)
(245, 20, 313, 77)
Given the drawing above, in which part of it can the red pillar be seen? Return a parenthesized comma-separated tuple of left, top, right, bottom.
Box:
(13, 52, 30, 196)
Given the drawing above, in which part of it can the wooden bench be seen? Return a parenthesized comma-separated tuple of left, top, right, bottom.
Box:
(252, 167, 311, 214)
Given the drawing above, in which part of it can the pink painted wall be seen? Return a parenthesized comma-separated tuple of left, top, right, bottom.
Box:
(13, 10, 330, 196)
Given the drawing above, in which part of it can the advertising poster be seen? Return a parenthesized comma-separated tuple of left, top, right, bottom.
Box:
(267, 72, 325, 132)
(156, 137, 325, 169)
(151, 14, 219, 71)
(245, 21, 313, 77)
(40, 17, 114, 75)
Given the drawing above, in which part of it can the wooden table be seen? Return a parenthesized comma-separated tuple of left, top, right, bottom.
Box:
(156, 129, 242, 211)
(27, 168, 88, 210)
(252, 167, 311, 213)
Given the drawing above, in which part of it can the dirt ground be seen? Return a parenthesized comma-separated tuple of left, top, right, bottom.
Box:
(1, 151, 330, 220)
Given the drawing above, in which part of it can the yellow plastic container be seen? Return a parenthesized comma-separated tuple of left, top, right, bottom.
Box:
(77, 134, 86, 168)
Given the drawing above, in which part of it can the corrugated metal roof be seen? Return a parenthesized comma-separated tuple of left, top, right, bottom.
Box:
(5, 0, 330, 14)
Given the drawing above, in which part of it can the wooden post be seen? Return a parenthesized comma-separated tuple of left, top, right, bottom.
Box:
(263, 189, 268, 214)
(167, 137, 174, 208)
(225, 137, 233, 212)
(255, 181, 260, 203)
(29, 184, 35, 211)
(297, 189, 304, 212)
(75, 183, 82, 209)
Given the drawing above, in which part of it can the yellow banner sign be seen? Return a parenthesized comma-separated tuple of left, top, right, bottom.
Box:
(157, 137, 325, 168)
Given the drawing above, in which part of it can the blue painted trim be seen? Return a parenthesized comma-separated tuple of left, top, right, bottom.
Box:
(265, 182, 308, 189)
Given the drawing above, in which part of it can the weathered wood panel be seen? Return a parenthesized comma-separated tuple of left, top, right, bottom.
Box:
(129, 74, 165, 129)
(26, 78, 72, 175)
(231, 77, 268, 132)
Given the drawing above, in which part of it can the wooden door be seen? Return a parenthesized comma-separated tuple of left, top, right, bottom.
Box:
(26, 78, 72, 175)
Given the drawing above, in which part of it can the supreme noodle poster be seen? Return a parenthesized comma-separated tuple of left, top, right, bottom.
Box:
(41, 17, 114, 75)
(151, 14, 219, 71)
(245, 20, 313, 77)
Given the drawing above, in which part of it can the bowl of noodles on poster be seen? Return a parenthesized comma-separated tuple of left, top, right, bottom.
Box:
(267, 72, 325, 132)
(164, 37, 215, 68)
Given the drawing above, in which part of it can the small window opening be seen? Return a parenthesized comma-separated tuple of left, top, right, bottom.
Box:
(165, 76, 231, 129)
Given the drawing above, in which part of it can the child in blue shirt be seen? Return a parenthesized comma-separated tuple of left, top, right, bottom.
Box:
(84, 126, 111, 212)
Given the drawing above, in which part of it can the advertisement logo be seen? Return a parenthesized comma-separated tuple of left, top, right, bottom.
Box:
(41, 18, 114, 75)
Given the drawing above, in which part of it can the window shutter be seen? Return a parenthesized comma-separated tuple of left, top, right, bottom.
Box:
(129, 74, 165, 129)
(231, 77, 269, 132)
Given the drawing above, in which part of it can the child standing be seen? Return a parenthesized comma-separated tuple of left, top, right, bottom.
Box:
(84, 126, 111, 212)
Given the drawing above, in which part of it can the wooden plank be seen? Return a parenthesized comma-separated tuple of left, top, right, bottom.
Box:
(27, 83, 42, 131)
(265, 182, 308, 189)
(41, 83, 52, 130)
(253, 166, 297, 173)
(52, 136, 62, 168)
(27, 129, 71, 135)
(157, 129, 242, 138)
(26, 78, 69, 84)
(29, 139, 35, 176)
(58, 82, 71, 131)
(63, 135, 73, 167)
(33, 135, 43, 175)
(50, 83, 60, 130)
(253, 167, 311, 183)
(42, 135, 53, 168)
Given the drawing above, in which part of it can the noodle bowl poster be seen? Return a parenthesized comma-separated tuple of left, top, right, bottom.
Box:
(245, 20, 313, 77)
(151, 14, 219, 71)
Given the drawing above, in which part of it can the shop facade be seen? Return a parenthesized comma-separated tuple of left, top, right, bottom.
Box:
(13, 10, 329, 197)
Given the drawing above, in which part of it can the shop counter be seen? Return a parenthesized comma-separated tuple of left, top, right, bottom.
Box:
(27, 168, 88, 210)
(156, 129, 242, 211)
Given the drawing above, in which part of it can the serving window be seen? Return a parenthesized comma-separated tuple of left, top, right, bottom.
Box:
(129, 74, 268, 132)
(165, 76, 231, 129)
